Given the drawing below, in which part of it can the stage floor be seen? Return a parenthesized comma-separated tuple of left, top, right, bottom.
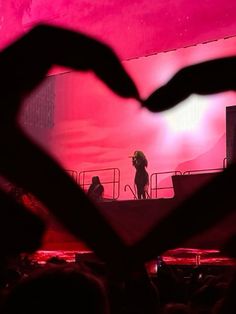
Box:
(31, 247, 236, 267)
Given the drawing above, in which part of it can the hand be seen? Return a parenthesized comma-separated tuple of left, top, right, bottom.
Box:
(143, 56, 236, 112)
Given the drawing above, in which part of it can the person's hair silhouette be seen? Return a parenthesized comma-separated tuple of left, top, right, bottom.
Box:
(2, 265, 109, 314)
(88, 176, 104, 201)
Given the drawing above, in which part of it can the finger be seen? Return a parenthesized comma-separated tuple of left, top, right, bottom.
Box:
(1, 24, 140, 101)
(143, 56, 236, 112)
(143, 67, 192, 112)
(142, 84, 188, 112)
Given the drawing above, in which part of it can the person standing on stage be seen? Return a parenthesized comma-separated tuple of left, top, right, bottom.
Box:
(131, 151, 149, 199)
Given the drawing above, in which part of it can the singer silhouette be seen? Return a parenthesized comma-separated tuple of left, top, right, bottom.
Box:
(131, 151, 149, 199)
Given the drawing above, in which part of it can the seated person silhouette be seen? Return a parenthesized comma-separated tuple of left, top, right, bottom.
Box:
(88, 176, 104, 201)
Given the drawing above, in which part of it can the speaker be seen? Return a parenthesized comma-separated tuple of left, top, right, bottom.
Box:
(172, 173, 218, 200)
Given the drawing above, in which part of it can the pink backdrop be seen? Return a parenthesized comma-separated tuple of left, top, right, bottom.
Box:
(1, 0, 236, 59)
(21, 36, 236, 200)
(7, 1, 236, 248)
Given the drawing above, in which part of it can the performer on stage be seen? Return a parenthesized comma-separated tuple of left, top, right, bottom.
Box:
(131, 151, 149, 199)
(88, 176, 104, 201)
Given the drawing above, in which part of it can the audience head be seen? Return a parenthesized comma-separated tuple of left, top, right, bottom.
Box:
(162, 303, 190, 314)
(92, 176, 101, 185)
(2, 265, 109, 314)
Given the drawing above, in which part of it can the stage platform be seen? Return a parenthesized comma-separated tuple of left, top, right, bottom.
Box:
(41, 197, 179, 251)
(32, 248, 236, 269)
(39, 172, 235, 265)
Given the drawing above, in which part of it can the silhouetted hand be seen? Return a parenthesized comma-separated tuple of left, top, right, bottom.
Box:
(143, 56, 236, 112)
(0, 24, 139, 268)
(135, 56, 236, 260)
(0, 22, 235, 276)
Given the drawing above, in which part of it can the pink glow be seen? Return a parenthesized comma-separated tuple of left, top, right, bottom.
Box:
(32, 248, 236, 266)
(1, 1, 236, 60)
(2, 1, 236, 251)
(21, 36, 236, 200)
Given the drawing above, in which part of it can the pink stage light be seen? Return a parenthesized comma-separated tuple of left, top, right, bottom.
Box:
(20, 36, 236, 200)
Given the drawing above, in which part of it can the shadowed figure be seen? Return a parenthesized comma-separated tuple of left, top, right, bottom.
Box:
(88, 176, 104, 201)
(131, 151, 149, 199)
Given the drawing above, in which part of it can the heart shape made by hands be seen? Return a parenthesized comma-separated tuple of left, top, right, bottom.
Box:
(0, 25, 235, 272)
